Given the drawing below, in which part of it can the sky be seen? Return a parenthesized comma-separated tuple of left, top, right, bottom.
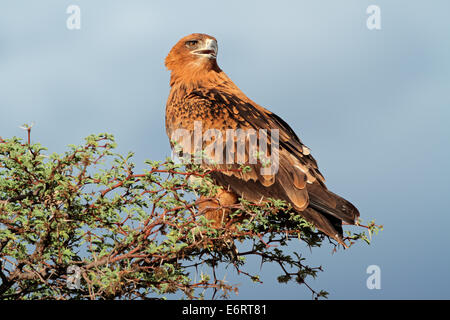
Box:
(1, 0, 449, 299)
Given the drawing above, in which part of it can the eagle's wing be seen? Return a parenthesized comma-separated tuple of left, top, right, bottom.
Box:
(166, 87, 359, 240)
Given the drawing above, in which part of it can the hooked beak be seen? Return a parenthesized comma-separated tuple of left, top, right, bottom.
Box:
(192, 38, 218, 59)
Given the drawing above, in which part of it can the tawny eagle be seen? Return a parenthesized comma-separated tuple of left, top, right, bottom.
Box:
(164, 33, 359, 244)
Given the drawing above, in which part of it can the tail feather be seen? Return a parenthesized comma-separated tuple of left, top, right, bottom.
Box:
(305, 181, 360, 244)
(300, 207, 345, 245)
(307, 182, 360, 225)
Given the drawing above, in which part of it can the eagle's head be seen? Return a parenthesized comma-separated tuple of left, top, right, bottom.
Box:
(165, 33, 220, 74)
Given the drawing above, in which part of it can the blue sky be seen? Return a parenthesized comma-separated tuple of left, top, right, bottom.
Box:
(1, 0, 449, 299)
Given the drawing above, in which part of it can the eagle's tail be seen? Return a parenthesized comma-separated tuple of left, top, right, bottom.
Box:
(304, 188, 360, 246)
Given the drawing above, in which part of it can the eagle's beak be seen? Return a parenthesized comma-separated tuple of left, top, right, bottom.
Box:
(192, 39, 218, 59)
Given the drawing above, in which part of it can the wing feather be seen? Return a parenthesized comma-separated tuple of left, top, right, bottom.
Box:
(166, 85, 359, 242)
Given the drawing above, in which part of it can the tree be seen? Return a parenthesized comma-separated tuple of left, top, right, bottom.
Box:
(0, 129, 381, 300)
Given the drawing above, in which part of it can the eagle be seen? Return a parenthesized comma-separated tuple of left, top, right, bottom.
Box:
(164, 33, 359, 245)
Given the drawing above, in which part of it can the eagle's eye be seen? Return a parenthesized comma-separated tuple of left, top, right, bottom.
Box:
(185, 40, 199, 48)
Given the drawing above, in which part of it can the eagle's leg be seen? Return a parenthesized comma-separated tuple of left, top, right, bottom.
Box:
(198, 189, 238, 228)
(197, 188, 240, 260)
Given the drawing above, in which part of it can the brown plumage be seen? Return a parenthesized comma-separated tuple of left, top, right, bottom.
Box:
(165, 33, 359, 244)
